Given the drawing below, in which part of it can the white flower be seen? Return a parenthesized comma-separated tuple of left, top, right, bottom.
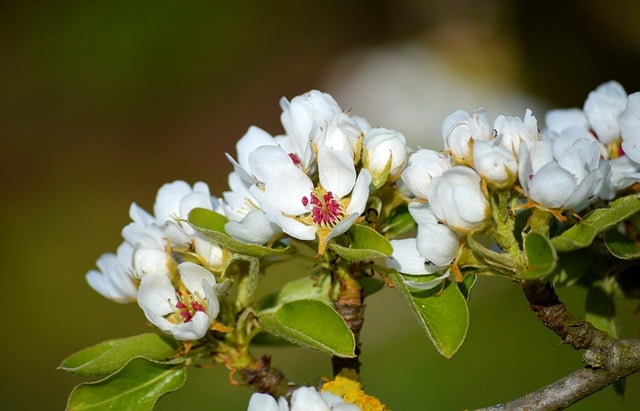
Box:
(280, 90, 343, 171)
(362, 127, 409, 183)
(315, 112, 363, 161)
(86, 242, 137, 303)
(247, 387, 361, 411)
(290, 387, 360, 411)
(222, 172, 281, 244)
(442, 108, 492, 162)
(226, 126, 279, 183)
(252, 145, 371, 255)
(426, 166, 489, 233)
(621, 92, 640, 164)
(472, 138, 518, 189)
(601, 155, 640, 199)
(387, 203, 458, 290)
(518, 132, 610, 211)
(400, 148, 452, 199)
(583, 80, 627, 144)
(137, 262, 219, 341)
(493, 109, 539, 156)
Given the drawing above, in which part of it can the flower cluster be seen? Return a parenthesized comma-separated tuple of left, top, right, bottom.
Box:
(86, 181, 226, 340)
(387, 80, 640, 289)
(224, 90, 408, 255)
(86, 81, 640, 342)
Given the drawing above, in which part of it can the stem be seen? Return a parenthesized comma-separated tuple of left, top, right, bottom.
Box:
(473, 279, 640, 410)
(331, 263, 365, 377)
(240, 355, 290, 397)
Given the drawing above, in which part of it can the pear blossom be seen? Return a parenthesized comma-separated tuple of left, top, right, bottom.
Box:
(442, 108, 492, 162)
(86, 242, 137, 303)
(251, 144, 371, 255)
(226, 126, 279, 183)
(472, 138, 518, 189)
(315, 112, 363, 161)
(362, 127, 409, 183)
(137, 261, 219, 341)
(518, 132, 610, 211)
(387, 203, 458, 289)
(280, 90, 344, 171)
(247, 387, 361, 411)
(493, 109, 539, 156)
(400, 148, 452, 199)
(222, 172, 281, 244)
(583, 80, 627, 144)
(426, 166, 490, 233)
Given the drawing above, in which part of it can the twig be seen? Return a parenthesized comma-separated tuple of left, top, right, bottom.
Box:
(475, 280, 640, 410)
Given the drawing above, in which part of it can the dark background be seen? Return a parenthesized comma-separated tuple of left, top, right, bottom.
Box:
(2, 1, 640, 409)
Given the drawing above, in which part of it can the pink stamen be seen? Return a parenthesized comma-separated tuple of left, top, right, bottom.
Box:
(289, 153, 301, 165)
(306, 191, 343, 226)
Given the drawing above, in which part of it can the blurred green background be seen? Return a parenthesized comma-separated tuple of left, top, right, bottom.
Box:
(2, 1, 640, 409)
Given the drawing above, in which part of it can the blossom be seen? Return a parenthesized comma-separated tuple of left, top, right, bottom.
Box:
(362, 127, 409, 183)
(387, 203, 457, 290)
(280, 90, 344, 171)
(86, 242, 137, 303)
(472, 138, 518, 189)
(583, 80, 627, 144)
(251, 145, 371, 255)
(518, 132, 610, 211)
(426, 166, 490, 232)
(222, 172, 282, 244)
(493, 109, 539, 156)
(137, 262, 219, 341)
(247, 387, 361, 411)
(400, 148, 452, 199)
(441, 108, 492, 162)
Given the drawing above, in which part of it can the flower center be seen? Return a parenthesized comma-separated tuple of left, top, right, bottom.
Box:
(302, 191, 344, 226)
(173, 290, 206, 323)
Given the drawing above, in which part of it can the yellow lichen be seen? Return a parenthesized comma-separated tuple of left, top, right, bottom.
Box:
(321, 369, 390, 411)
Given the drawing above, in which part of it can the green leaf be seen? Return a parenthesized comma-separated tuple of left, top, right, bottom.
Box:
(604, 228, 640, 260)
(391, 273, 469, 358)
(188, 207, 292, 258)
(551, 222, 598, 252)
(329, 224, 393, 261)
(550, 194, 640, 252)
(519, 232, 557, 279)
(583, 194, 640, 231)
(258, 299, 356, 357)
(66, 358, 186, 411)
(59, 334, 180, 376)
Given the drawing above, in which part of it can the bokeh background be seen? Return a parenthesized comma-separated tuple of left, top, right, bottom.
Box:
(3, 1, 640, 409)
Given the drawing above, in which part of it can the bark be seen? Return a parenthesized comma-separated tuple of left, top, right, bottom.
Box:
(475, 279, 640, 410)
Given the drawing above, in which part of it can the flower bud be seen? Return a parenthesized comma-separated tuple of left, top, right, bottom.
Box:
(583, 80, 627, 144)
(400, 149, 452, 199)
(442, 108, 492, 162)
(363, 127, 408, 183)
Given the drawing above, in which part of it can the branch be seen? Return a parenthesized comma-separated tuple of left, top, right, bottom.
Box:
(475, 280, 640, 410)
(475, 338, 640, 410)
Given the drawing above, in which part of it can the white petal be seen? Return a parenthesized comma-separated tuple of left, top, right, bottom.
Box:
(153, 181, 192, 222)
(407, 201, 438, 225)
(247, 393, 283, 411)
(263, 168, 314, 216)
(528, 163, 576, 208)
(402, 271, 449, 291)
(235, 126, 276, 170)
(290, 387, 331, 411)
(416, 223, 459, 266)
(386, 239, 441, 275)
(224, 210, 281, 244)
(345, 169, 372, 215)
(318, 146, 357, 198)
(249, 145, 297, 184)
